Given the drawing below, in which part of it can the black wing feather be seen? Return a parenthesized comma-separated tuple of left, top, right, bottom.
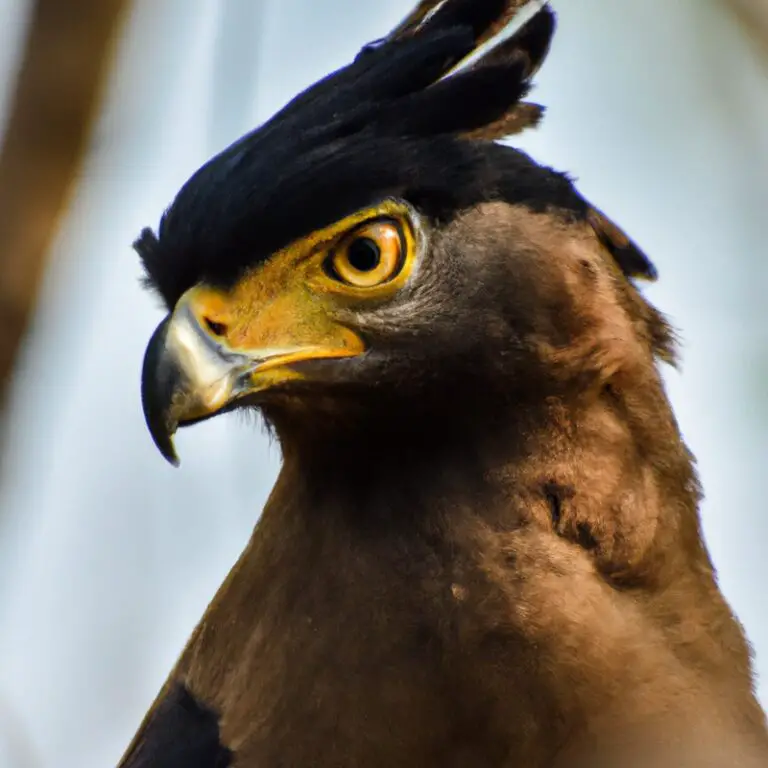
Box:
(120, 683, 231, 768)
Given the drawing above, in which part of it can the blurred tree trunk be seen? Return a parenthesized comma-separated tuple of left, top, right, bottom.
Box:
(0, 0, 131, 403)
(728, 0, 768, 59)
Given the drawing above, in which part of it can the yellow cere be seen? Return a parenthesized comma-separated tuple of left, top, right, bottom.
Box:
(175, 200, 418, 381)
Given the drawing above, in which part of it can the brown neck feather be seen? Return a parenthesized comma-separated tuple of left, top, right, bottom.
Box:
(173, 370, 766, 765)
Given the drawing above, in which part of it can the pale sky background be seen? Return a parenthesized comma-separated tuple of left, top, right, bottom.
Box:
(0, 1, 765, 767)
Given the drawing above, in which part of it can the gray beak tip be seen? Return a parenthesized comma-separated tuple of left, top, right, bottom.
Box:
(156, 433, 181, 468)
(141, 316, 182, 467)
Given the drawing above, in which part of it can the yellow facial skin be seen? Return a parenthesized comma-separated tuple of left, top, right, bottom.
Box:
(140, 199, 419, 464)
(185, 198, 418, 386)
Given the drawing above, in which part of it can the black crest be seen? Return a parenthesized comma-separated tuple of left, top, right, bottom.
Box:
(135, 0, 656, 308)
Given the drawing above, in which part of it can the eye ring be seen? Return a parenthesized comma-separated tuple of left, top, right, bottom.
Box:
(326, 219, 404, 288)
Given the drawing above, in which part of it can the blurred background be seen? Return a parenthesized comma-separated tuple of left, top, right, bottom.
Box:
(0, 0, 765, 765)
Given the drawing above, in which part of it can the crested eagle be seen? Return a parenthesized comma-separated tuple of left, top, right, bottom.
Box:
(124, 1, 768, 765)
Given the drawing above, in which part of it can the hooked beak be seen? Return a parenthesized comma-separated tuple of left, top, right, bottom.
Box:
(140, 286, 364, 466)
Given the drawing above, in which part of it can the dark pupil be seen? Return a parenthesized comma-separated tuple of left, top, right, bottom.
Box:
(346, 237, 381, 272)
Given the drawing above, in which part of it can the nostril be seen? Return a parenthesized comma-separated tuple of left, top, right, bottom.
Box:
(203, 317, 228, 337)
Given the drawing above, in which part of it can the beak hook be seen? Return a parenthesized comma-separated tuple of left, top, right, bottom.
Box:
(140, 316, 181, 466)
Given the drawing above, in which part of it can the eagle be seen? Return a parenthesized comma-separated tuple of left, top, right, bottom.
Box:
(127, 1, 768, 765)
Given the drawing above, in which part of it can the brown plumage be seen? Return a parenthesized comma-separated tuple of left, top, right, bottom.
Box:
(123, 1, 768, 766)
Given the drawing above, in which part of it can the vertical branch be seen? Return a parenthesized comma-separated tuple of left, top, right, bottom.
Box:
(0, 0, 131, 402)
(727, 0, 768, 60)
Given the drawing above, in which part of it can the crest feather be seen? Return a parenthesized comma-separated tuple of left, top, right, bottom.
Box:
(377, 1, 557, 140)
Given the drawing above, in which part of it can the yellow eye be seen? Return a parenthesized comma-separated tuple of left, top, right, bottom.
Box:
(327, 220, 403, 288)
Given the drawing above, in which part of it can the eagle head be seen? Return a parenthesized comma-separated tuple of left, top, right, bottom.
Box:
(137, 0, 669, 466)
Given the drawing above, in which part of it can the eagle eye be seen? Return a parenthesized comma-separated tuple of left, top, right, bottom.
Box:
(327, 220, 404, 288)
